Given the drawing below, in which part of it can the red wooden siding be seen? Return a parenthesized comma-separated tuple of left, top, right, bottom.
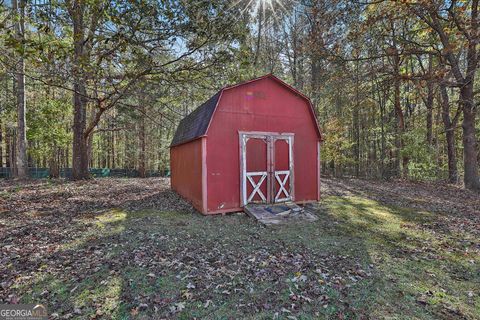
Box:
(205, 77, 319, 213)
(170, 138, 204, 212)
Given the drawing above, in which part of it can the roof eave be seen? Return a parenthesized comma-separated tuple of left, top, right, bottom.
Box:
(170, 135, 207, 148)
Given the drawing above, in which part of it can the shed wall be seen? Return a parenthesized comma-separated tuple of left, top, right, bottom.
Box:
(206, 77, 319, 213)
(170, 138, 204, 212)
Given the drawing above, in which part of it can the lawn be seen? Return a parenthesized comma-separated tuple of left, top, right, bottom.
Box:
(0, 177, 479, 319)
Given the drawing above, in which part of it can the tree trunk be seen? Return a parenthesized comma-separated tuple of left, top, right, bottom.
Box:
(329, 160, 335, 177)
(72, 84, 89, 179)
(425, 85, 434, 145)
(71, 0, 89, 180)
(0, 120, 3, 167)
(353, 60, 360, 177)
(424, 0, 480, 189)
(138, 120, 145, 178)
(393, 70, 405, 177)
(87, 106, 95, 168)
(445, 129, 457, 183)
(378, 83, 387, 179)
(10, 128, 16, 175)
(425, 56, 434, 145)
(459, 2, 480, 190)
(111, 129, 115, 169)
(65, 145, 69, 168)
(460, 84, 480, 189)
(439, 84, 458, 183)
(49, 144, 60, 178)
(6, 128, 11, 168)
(13, 0, 27, 178)
(253, 6, 262, 67)
(138, 109, 146, 178)
(389, 22, 409, 179)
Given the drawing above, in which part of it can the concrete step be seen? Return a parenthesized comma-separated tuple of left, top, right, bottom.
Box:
(244, 202, 317, 225)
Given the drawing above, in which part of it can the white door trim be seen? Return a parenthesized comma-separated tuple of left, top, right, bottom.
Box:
(239, 131, 294, 206)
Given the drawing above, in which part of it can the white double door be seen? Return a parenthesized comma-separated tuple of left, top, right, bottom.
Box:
(240, 132, 294, 206)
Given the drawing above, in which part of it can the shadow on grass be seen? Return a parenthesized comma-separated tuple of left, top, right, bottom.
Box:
(5, 190, 479, 319)
(10, 204, 377, 319)
(318, 195, 479, 319)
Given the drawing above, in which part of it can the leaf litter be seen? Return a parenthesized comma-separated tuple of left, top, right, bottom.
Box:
(0, 177, 478, 319)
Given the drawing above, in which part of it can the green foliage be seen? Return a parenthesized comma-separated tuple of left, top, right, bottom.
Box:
(27, 96, 71, 161)
(401, 128, 438, 180)
(321, 118, 355, 166)
(0, 0, 476, 183)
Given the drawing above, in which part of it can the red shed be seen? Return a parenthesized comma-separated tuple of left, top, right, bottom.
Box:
(170, 74, 322, 215)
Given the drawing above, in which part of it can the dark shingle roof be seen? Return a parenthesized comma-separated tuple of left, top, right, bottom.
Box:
(170, 91, 221, 147)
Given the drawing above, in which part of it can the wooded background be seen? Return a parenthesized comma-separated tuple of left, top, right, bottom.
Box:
(1, 0, 479, 190)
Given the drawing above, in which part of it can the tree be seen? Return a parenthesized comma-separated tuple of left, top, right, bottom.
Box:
(0, 0, 477, 187)
(27, 94, 71, 178)
(61, 0, 246, 179)
(439, 82, 461, 183)
(12, 0, 27, 178)
(405, 1, 480, 189)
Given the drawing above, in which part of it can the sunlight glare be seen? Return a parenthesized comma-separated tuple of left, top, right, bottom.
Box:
(231, 0, 290, 23)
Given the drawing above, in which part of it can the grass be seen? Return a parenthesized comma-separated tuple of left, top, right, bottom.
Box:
(9, 196, 480, 319)
(321, 196, 479, 319)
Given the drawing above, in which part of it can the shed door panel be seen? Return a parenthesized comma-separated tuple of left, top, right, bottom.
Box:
(246, 138, 267, 172)
(245, 138, 268, 203)
(273, 138, 292, 202)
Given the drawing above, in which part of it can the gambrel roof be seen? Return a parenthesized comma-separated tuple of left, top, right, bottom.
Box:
(170, 74, 322, 147)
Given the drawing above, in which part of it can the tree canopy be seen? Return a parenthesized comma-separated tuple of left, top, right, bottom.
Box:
(0, 0, 479, 189)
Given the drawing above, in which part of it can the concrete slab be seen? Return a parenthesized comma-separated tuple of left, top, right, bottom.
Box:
(244, 202, 318, 225)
